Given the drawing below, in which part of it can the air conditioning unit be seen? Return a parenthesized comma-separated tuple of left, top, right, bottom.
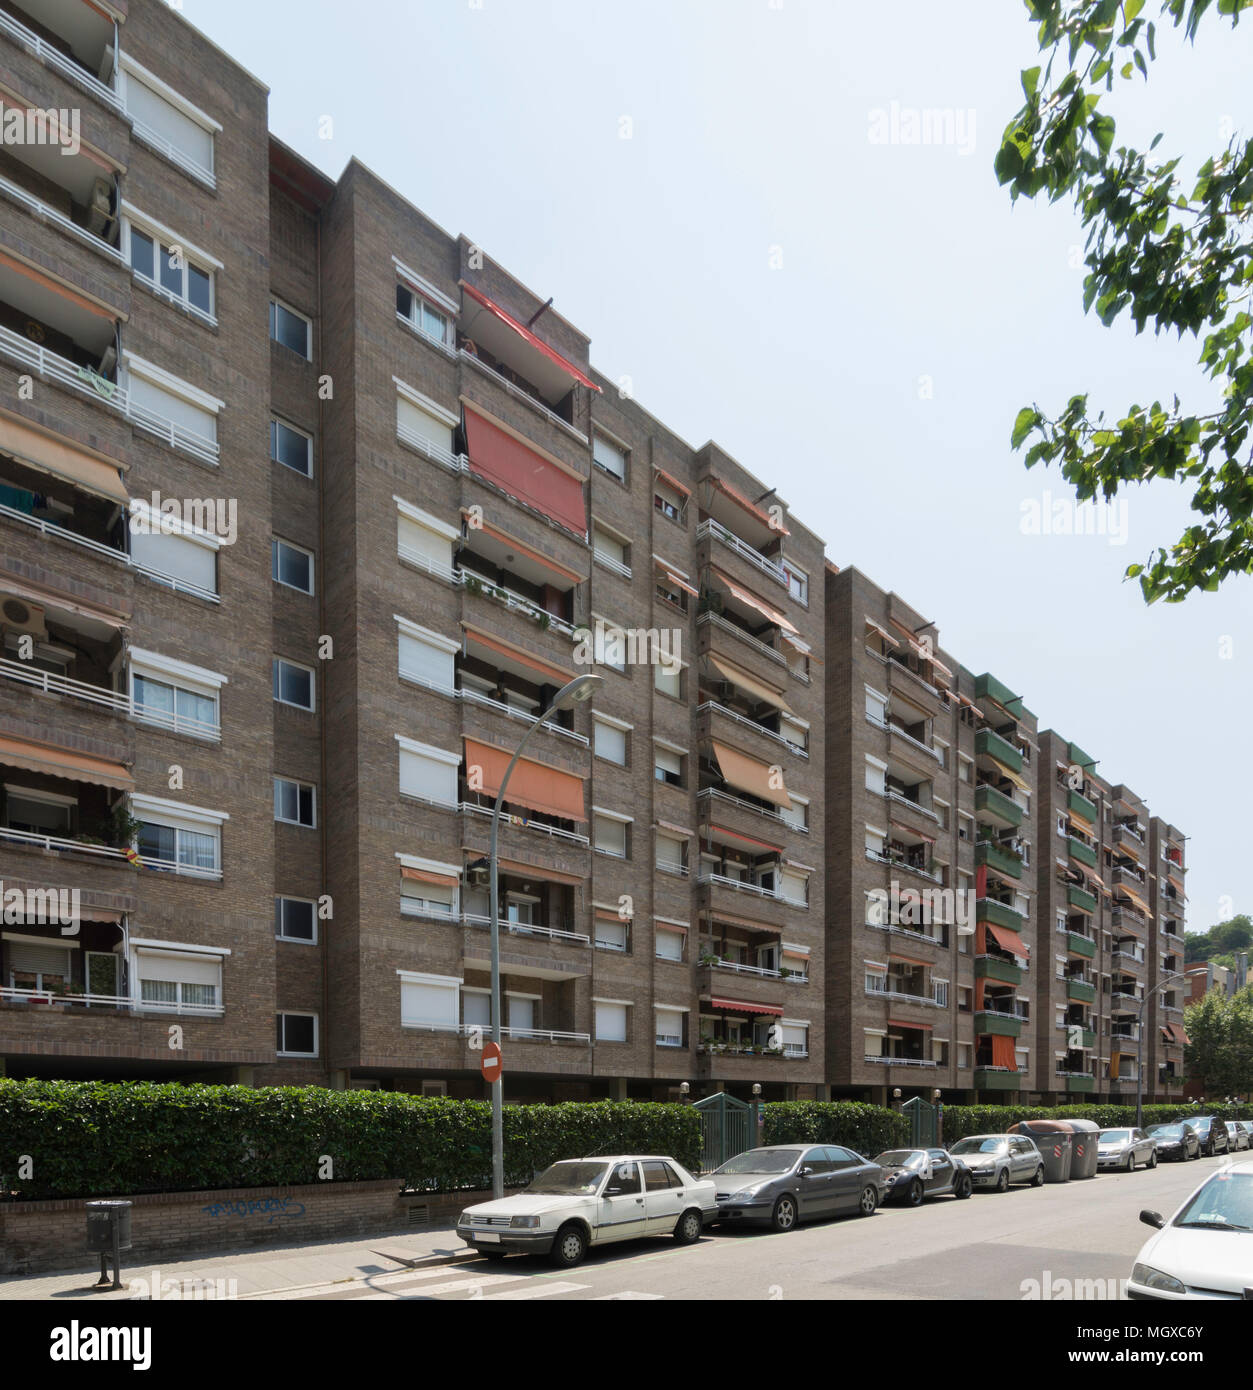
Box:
(1, 596, 47, 642)
(86, 178, 116, 241)
(98, 43, 116, 84)
(97, 344, 117, 380)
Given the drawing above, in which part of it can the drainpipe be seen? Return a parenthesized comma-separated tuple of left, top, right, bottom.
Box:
(315, 208, 331, 1086)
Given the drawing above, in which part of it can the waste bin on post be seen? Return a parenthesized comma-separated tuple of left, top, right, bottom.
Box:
(86, 1199, 132, 1291)
(1008, 1119, 1073, 1183)
(1059, 1118, 1100, 1179)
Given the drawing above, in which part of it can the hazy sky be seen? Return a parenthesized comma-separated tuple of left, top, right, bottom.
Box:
(183, 0, 1252, 937)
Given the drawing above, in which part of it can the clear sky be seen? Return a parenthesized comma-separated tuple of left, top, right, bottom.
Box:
(182, 0, 1252, 938)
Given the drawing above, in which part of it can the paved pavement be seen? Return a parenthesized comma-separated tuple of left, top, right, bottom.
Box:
(0, 1152, 1228, 1301)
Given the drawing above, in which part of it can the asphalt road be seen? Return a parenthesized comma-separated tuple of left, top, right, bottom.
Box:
(265, 1151, 1234, 1302)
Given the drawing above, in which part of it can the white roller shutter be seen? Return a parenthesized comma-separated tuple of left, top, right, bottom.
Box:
(126, 373, 217, 445)
(8, 943, 73, 977)
(398, 396, 454, 455)
(655, 928, 684, 961)
(129, 528, 217, 592)
(463, 992, 490, 1027)
(398, 629, 455, 691)
(782, 1023, 807, 1050)
(656, 833, 684, 870)
(397, 511, 455, 573)
(398, 741, 458, 806)
(655, 1007, 684, 1045)
(595, 1001, 627, 1042)
(401, 978, 458, 1027)
(594, 720, 627, 764)
(135, 949, 220, 987)
(126, 75, 215, 175)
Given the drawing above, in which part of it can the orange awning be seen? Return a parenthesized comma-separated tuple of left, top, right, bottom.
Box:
(710, 567, 799, 636)
(470, 852, 584, 887)
(709, 997, 784, 1016)
(710, 740, 791, 809)
(888, 1018, 933, 1031)
(400, 866, 459, 887)
(463, 406, 586, 535)
(654, 467, 691, 498)
(0, 248, 119, 322)
(707, 824, 784, 854)
(463, 738, 586, 821)
(865, 618, 901, 648)
(888, 953, 931, 967)
(990, 1034, 1018, 1071)
(654, 556, 700, 598)
(0, 413, 128, 506)
(705, 476, 789, 536)
(467, 514, 585, 586)
(1166, 1022, 1189, 1046)
(707, 655, 793, 714)
(461, 622, 574, 687)
(1116, 884, 1151, 917)
(1067, 809, 1094, 833)
(985, 923, 1029, 959)
(0, 735, 132, 790)
(460, 281, 601, 392)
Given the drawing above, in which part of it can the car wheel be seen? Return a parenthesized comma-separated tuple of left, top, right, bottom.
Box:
(674, 1209, 703, 1245)
(905, 1179, 924, 1208)
(858, 1185, 878, 1217)
(550, 1223, 587, 1269)
(1031, 1165, 1045, 1187)
(1125, 1152, 1135, 1172)
(955, 1173, 973, 1200)
(770, 1194, 798, 1233)
(995, 1168, 1009, 1193)
(1147, 1150, 1158, 1169)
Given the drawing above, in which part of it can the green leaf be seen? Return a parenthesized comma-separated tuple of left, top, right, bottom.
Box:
(1011, 407, 1040, 448)
(1021, 64, 1041, 98)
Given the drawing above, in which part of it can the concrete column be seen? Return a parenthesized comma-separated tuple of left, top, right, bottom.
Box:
(608, 1076, 628, 1102)
(328, 1069, 348, 1091)
(0, 1056, 6, 1077)
(231, 1066, 257, 1087)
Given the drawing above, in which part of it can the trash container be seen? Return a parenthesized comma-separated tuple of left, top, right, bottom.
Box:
(1059, 1118, 1100, 1180)
(86, 1200, 132, 1252)
(1008, 1119, 1073, 1183)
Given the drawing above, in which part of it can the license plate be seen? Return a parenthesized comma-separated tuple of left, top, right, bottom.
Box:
(477, 1232, 501, 1243)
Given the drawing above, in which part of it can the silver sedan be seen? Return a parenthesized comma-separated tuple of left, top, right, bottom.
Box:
(711, 1144, 884, 1232)
(1097, 1127, 1159, 1171)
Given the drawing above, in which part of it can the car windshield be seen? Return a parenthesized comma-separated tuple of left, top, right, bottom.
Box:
(952, 1138, 1006, 1155)
(526, 1161, 610, 1195)
(1100, 1130, 1130, 1142)
(1149, 1126, 1183, 1138)
(875, 1151, 924, 1168)
(714, 1149, 799, 1175)
(1174, 1173, 1253, 1232)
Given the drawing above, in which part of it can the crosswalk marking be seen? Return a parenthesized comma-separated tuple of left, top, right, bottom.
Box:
(482, 1281, 590, 1300)
(594, 1290, 666, 1300)
(247, 1262, 668, 1303)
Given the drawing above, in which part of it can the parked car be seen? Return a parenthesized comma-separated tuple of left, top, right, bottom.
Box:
(874, 1147, 973, 1205)
(1185, 1117, 1231, 1158)
(948, 1134, 1045, 1192)
(1097, 1128, 1159, 1172)
(457, 1156, 717, 1268)
(711, 1144, 884, 1231)
(1225, 1122, 1251, 1153)
(1128, 1158, 1253, 1299)
(1145, 1123, 1201, 1162)
(1237, 1121, 1253, 1146)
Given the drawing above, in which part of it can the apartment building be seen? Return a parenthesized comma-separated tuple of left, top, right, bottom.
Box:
(0, 0, 825, 1101)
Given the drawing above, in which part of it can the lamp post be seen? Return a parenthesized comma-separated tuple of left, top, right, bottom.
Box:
(1135, 968, 1206, 1131)
(488, 673, 602, 1199)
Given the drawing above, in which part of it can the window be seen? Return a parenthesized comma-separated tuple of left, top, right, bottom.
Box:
(654, 746, 683, 787)
(864, 1029, 885, 1057)
(593, 526, 630, 577)
(272, 538, 314, 594)
(655, 1007, 685, 1048)
(779, 796, 808, 831)
(1057, 813, 1068, 838)
(121, 58, 217, 184)
(865, 687, 887, 727)
(4, 787, 73, 835)
(778, 868, 809, 905)
(508, 994, 537, 1033)
(396, 383, 458, 460)
(462, 990, 491, 1028)
(866, 825, 887, 858)
(135, 949, 222, 1013)
(399, 971, 461, 1029)
(399, 856, 460, 918)
(595, 916, 629, 952)
(122, 355, 221, 454)
(655, 927, 685, 962)
(273, 658, 315, 711)
(594, 716, 629, 766)
(6, 941, 72, 992)
(958, 756, 972, 784)
(397, 618, 458, 694)
(593, 433, 627, 482)
(397, 736, 459, 808)
(594, 1000, 629, 1043)
(124, 214, 217, 320)
(866, 965, 887, 994)
(274, 777, 316, 828)
(654, 663, 682, 699)
(865, 756, 887, 796)
(277, 1013, 318, 1057)
(655, 832, 687, 875)
(780, 715, 809, 754)
(654, 476, 685, 522)
(934, 799, 950, 831)
(129, 500, 220, 595)
(933, 978, 949, 1009)
(132, 795, 226, 877)
(957, 1043, 972, 1069)
(128, 648, 224, 739)
(933, 738, 949, 770)
(594, 811, 630, 859)
(782, 560, 808, 604)
(396, 498, 459, 580)
(396, 282, 452, 348)
(270, 299, 312, 359)
(781, 1022, 808, 1057)
(271, 419, 313, 477)
(275, 898, 317, 944)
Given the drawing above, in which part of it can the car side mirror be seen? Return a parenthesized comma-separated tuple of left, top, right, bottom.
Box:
(798, 1166, 812, 1177)
(1140, 1209, 1164, 1230)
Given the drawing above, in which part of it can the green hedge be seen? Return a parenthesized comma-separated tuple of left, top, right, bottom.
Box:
(763, 1101, 909, 1155)
(0, 1081, 701, 1201)
(939, 1102, 1253, 1143)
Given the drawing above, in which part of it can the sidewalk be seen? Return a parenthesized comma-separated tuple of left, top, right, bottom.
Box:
(0, 1226, 479, 1301)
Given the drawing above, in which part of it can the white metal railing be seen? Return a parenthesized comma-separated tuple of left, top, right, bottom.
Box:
(0, 656, 221, 740)
(395, 311, 458, 359)
(865, 984, 947, 1008)
(887, 655, 941, 700)
(867, 921, 950, 949)
(0, 825, 131, 861)
(401, 1019, 590, 1044)
(398, 543, 460, 585)
(697, 517, 788, 588)
(396, 423, 466, 475)
(865, 1055, 938, 1068)
(0, 170, 123, 262)
(460, 800, 590, 847)
(0, 324, 220, 465)
(460, 569, 578, 636)
(886, 789, 940, 823)
(458, 685, 588, 745)
(129, 119, 215, 189)
(135, 855, 222, 881)
(696, 871, 807, 908)
(980, 1005, 1029, 1020)
(656, 1036, 685, 1048)
(697, 785, 807, 833)
(0, 985, 222, 1016)
(703, 958, 782, 980)
(0, 8, 122, 109)
(461, 912, 590, 946)
(131, 560, 220, 605)
(883, 853, 942, 884)
(698, 611, 787, 669)
(0, 498, 126, 563)
(460, 350, 589, 445)
(886, 721, 941, 762)
(593, 549, 632, 581)
(699, 701, 807, 758)
(655, 861, 689, 877)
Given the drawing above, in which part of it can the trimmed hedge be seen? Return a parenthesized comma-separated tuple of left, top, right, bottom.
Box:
(763, 1101, 908, 1155)
(0, 1081, 701, 1201)
(940, 1103, 1253, 1144)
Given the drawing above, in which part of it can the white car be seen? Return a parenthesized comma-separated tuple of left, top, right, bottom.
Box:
(457, 1156, 718, 1268)
(1128, 1158, 1253, 1299)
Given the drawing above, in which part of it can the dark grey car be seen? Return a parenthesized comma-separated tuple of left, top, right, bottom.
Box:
(874, 1147, 974, 1206)
(1186, 1117, 1230, 1157)
(711, 1144, 884, 1232)
(1145, 1123, 1201, 1162)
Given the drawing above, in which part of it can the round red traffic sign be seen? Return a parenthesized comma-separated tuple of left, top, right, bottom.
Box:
(481, 1042, 503, 1083)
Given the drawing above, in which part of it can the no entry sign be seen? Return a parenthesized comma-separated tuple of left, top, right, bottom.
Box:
(481, 1042, 503, 1083)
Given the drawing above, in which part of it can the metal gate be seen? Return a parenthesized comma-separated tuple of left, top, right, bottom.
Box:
(694, 1093, 752, 1172)
(902, 1096, 937, 1148)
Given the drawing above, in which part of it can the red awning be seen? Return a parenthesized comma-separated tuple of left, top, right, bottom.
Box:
(990, 1034, 1018, 1071)
(463, 738, 586, 821)
(709, 998, 784, 1016)
(888, 1019, 933, 1031)
(463, 407, 586, 536)
(654, 467, 691, 498)
(460, 282, 601, 392)
(1166, 1022, 1189, 1046)
(985, 923, 1029, 958)
(400, 866, 459, 887)
(706, 475, 790, 536)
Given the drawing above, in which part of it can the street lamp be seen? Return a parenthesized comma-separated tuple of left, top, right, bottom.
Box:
(488, 673, 602, 1199)
(1135, 968, 1206, 1131)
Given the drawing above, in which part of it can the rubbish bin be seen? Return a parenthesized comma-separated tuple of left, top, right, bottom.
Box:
(1008, 1119, 1073, 1183)
(86, 1199, 132, 1290)
(1059, 1118, 1100, 1180)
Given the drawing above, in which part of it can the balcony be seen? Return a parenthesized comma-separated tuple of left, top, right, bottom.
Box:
(1111, 823, 1144, 859)
(1066, 979, 1096, 1004)
(1067, 885, 1097, 915)
(976, 956, 1022, 987)
(975, 672, 1019, 710)
(0, 149, 123, 266)
(1065, 1073, 1096, 1094)
(975, 783, 1022, 829)
(1067, 931, 1096, 960)
(975, 1011, 1023, 1038)
(696, 516, 788, 591)
(0, 2, 123, 112)
(697, 701, 805, 762)
(976, 840, 1023, 881)
(975, 728, 1023, 774)
(1067, 836, 1097, 869)
(1068, 788, 1097, 823)
(974, 1068, 1021, 1093)
(977, 898, 1026, 933)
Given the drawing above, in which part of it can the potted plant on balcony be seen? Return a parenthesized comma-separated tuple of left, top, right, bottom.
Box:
(106, 804, 143, 851)
(699, 951, 720, 967)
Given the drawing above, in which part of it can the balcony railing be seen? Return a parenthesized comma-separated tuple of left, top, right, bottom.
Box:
(0, 169, 124, 263)
(697, 871, 807, 907)
(460, 801, 590, 847)
(396, 422, 467, 475)
(402, 1018, 591, 1044)
(696, 517, 788, 589)
(460, 348, 589, 446)
(864, 1055, 938, 1068)
(866, 983, 948, 1009)
(0, 7, 123, 110)
(461, 912, 590, 946)
(0, 986, 223, 1016)
(592, 549, 632, 581)
(129, 119, 215, 189)
(702, 957, 806, 983)
(885, 720, 941, 762)
(698, 701, 807, 759)
(886, 789, 940, 824)
(698, 610, 789, 670)
(0, 825, 132, 862)
(697, 785, 807, 833)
